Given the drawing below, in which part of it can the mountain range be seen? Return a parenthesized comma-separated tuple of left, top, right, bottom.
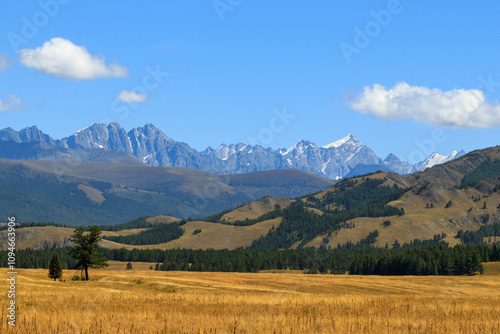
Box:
(0, 123, 465, 180)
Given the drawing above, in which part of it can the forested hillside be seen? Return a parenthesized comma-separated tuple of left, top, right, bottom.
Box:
(0, 159, 333, 225)
(1, 146, 499, 252)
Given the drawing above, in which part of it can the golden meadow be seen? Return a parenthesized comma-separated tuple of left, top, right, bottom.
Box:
(1, 262, 500, 333)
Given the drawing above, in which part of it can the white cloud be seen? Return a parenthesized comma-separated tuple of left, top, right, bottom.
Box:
(117, 90, 148, 103)
(0, 94, 25, 112)
(19, 38, 129, 80)
(346, 82, 500, 128)
(0, 53, 13, 72)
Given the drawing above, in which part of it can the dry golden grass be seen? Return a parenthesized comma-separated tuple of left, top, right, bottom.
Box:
(104, 261, 158, 271)
(1, 266, 499, 333)
(305, 207, 324, 216)
(483, 262, 500, 276)
(99, 218, 283, 250)
(0, 217, 282, 251)
(146, 215, 181, 224)
(220, 197, 292, 223)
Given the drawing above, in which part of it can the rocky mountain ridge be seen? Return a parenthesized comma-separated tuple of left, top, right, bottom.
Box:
(0, 123, 465, 180)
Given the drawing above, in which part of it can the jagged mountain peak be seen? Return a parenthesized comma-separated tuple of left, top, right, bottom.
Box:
(322, 133, 358, 149)
(384, 153, 401, 163)
(284, 139, 318, 154)
(19, 125, 55, 145)
(130, 123, 173, 141)
(0, 127, 21, 142)
(300, 139, 316, 146)
(413, 150, 466, 172)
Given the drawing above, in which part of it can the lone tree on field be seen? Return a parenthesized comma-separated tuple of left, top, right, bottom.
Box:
(69, 225, 109, 281)
(48, 254, 63, 281)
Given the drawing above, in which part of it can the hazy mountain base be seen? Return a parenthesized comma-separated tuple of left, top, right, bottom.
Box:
(0, 159, 333, 225)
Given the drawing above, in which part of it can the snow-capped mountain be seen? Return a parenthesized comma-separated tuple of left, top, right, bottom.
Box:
(0, 124, 465, 180)
(277, 135, 381, 180)
(413, 150, 466, 172)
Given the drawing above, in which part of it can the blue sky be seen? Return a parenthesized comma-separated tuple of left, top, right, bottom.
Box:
(1, 1, 499, 164)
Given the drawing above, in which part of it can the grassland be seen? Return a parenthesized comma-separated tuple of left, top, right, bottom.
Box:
(1, 266, 499, 333)
(220, 197, 292, 223)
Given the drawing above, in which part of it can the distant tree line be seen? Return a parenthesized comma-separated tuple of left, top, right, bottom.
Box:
(401, 233, 448, 248)
(336, 230, 379, 250)
(0, 221, 69, 231)
(98, 216, 157, 231)
(4, 243, 498, 276)
(101, 221, 186, 245)
(349, 244, 498, 276)
(456, 223, 500, 245)
(460, 157, 500, 188)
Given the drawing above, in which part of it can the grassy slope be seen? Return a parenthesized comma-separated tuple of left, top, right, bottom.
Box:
(101, 218, 283, 250)
(0, 217, 282, 251)
(220, 196, 292, 222)
(306, 190, 500, 248)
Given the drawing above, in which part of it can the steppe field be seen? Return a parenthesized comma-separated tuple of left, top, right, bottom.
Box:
(1, 263, 500, 334)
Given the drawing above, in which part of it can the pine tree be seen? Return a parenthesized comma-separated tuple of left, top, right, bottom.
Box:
(126, 262, 132, 270)
(69, 226, 109, 281)
(48, 254, 63, 281)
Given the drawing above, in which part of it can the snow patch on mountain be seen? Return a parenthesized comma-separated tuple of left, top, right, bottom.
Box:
(322, 134, 353, 149)
(413, 150, 466, 171)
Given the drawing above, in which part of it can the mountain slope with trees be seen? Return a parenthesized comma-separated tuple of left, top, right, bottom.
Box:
(1, 146, 498, 251)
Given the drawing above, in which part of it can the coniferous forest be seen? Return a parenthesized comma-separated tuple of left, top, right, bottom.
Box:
(101, 220, 186, 245)
(2, 243, 498, 275)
